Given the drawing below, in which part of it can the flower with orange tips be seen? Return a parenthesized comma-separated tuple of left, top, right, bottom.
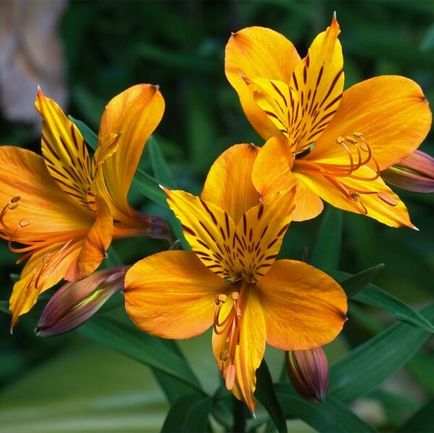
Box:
(0, 84, 168, 326)
(225, 16, 432, 227)
(124, 143, 347, 412)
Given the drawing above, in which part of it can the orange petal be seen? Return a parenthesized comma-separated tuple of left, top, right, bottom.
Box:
(257, 260, 347, 350)
(35, 88, 95, 208)
(0, 147, 93, 245)
(124, 250, 226, 339)
(212, 287, 265, 412)
(288, 15, 344, 154)
(201, 143, 260, 223)
(225, 26, 301, 139)
(164, 188, 238, 281)
(252, 137, 323, 221)
(65, 196, 113, 281)
(310, 76, 432, 170)
(9, 241, 81, 327)
(97, 84, 165, 216)
(235, 185, 296, 282)
(294, 165, 414, 228)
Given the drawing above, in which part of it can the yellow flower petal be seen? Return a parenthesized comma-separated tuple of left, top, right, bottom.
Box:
(225, 26, 301, 139)
(234, 185, 296, 282)
(65, 196, 113, 281)
(98, 84, 165, 218)
(164, 188, 238, 281)
(212, 286, 265, 412)
(294, 165, 414, 228)
(257, 260, 347, 350)
(35, 88, 95, 208)
(309, 76, 432, 170)
(9, 242, 81, 327)
(252, 137, 323, 221)
(201, 143, 260, 223)
(124, 250, 226, 339)
(0, 147, 93, 244)
(288, 15, 343, 154)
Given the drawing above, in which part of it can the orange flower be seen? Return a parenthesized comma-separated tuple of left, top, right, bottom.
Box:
(225, 17, 432, 227)
(0, 84, 167, 326)
(124, 144, 347, 412)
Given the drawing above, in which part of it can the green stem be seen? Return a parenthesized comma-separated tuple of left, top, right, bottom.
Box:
(233, 396, 246, 433)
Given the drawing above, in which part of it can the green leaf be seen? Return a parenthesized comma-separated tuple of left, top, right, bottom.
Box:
(255, 361, 288, 433)
(148, 136, 176, 188)
(397, 399, 434, 433)
(310, 206, 342, 269)
(79, 316, 205, 397)
(329, 264, 385, 297)
(0, 300, 8, 315)
(329, 304, 434, 402)
(275, 385, 376, 433)
(70, 116, 98, 150)
(161, 394, 212, 433)
(330, 269, 434, 331)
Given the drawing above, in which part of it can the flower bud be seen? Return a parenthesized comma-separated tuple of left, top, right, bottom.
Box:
(36, 266, 127, 337)
(286, 347, 329, 403)
(382, 150, 434, 193)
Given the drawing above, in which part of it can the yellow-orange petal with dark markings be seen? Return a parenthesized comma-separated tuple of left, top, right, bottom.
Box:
(212, 286, 265, 412)
(163, 187, 238, 281)
(35, 88, 95, 209)
(308, 76, 432, 170)
(124, 250, 226, 339)
(0, 146, 93, 241)
(225, 26, 301, 140)
(257, 259, 347, 350)
(252, 137, 323, 221)
(65, 196, 113, 281)
(234, 185, 296, 282)
(9, 242, 82, 327)
(97, 84, 165, 219)
(294, 165, 414, 228)
(201, 143, 260, 224)
(287, 15, 344, 154)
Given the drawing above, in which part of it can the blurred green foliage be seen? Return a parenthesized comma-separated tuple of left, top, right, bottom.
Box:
(0, 1, 433, 432)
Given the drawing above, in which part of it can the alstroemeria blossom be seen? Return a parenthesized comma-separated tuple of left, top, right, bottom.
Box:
(0, 85, 167, 326)
(225, 17, 432, 227)
(124, 144, 347, 411)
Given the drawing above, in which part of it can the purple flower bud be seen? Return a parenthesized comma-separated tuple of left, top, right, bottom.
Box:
(382, 150, 434, 193)
(286, 347, 329, 403)
(36, 266, 127, 337)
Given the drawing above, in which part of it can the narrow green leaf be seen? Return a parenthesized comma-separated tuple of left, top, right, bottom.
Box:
(211, 386, 232, 429)
(0, 300, 9, 315)
(148, 136, 176, 188)
(330, 269, 434, 331)
(79, 316, 205, 396)
(329, 264, 385, 297)
(329, 304, 434, 402)
(255, 361, 288, 433)
(161, 394, 212, 433)
(310, 206, 342, 269)
(153, 340, 202, 404)
(397, 399, 434, 433)
(275, 385, 376, 433)
(70, 116, 98, 150)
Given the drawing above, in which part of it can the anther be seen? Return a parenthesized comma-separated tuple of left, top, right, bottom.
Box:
(336, 136, 344, 144)
(219, 349, 229, 362)
(10, 196, 21, 204)
(378, 192, 398, 206)
(215, 294, 227, 305)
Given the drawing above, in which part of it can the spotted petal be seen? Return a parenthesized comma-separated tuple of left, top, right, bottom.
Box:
(35, 89, 96, 209)
(164, 188, 238, 281)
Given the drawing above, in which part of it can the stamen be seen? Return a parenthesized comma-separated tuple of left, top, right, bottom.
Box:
(378, 192, 398, 206)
